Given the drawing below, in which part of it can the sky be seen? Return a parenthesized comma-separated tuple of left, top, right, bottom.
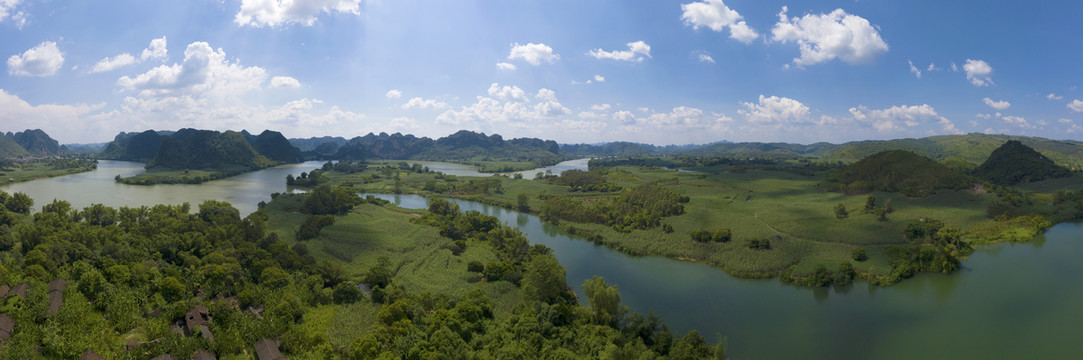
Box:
(1, 0, 1082, 145)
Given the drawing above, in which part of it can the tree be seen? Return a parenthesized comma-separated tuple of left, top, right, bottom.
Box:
(365, 256, 393, 289)
(517, 193, 530, 212)
(864, 194, 877, 213)
(852, 247, 868, 261)
(690, 230, 712, 243)
(835, 262, 856, 286)
(834, 203, 848, 219)
(5, 192, 32, 214)
(301, 185, 361, 215)
(713, 228, 731, 242)
(583, 276, 623, 327)
(521, 256, 567, 304)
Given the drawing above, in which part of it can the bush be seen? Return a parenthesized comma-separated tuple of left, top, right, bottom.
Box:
(713, 228, 731, 242)
(467, 261, 484, 273)
(333, 281, 363, 304)
(852, 247, 868, 261)
(747, 238, 771, 250)
(690, 230, 713, 243)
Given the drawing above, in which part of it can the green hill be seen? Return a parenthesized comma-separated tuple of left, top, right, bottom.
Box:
(11, 129, 60, 155)
(99, 130, 172, 162)
(146, 129, 274, 170)
(972, 140, 1072, 185)
(826, 134, 1083, 169)
(828, 150, 974, 196)
(0, 134, 30, 158)
(249, 130, 302, 163)
(327, 130, 565, 166)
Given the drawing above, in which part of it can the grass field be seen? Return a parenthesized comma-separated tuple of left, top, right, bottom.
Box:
(0, 161, 96, 184)
(307, 160, 1064, 285)
(259, 193, 523, 349)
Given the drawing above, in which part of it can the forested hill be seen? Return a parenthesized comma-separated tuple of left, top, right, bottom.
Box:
(564, 133, 1083, 169)
(146, 129, 275, 170)
(972, 140, 1072, 185)
(9, 129, 61, 155)
(827, 150, 974, 196)
(0, 134, 30, 158)
(100, 129, 302, 168)
(291, 130, 566, 164)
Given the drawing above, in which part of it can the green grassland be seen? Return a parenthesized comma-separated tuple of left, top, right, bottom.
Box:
(0, 160, 97, 184)
(309, 160, 1066, 285)
(116, 165, 258, 185)
(259, 193, 523, 346)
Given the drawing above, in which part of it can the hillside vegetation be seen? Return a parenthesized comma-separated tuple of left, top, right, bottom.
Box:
(0, 135, 30, 158)
(828, 150, 974, 196)
(146, 129, 275, 170)
(972, 140, 1072, 185)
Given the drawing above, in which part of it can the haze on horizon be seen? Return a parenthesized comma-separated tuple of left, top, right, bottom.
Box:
(1, 0, 1081, 146)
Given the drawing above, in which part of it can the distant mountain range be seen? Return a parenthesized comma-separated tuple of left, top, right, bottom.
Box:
(289, 130, 565, 165)
(1, 129, 62, 158)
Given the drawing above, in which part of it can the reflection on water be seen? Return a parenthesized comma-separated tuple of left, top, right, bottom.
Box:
(368, 193, 1083, 360)
(0, 160, 324, 217)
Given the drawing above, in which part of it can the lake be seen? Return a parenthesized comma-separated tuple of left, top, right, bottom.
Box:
(367, 193, 1083, 360)
(4, 161, 1081, 359)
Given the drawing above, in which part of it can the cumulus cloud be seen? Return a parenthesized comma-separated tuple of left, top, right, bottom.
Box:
(389, 117, 420, 131)
(385, 89, 402, 99)
(982, 97, 1010, 110)
(496, 62, 517, 71)
(848, 104, 942, 132)
(7, 41, 64, 77)
(1069, 99, 1083, 113)
(771, 7, 889, 66)
(117, 41, 268, 99)
(507, 43, 558, 65)
(588, 41, 651, 62)
(270, 76, 301, 89)
(141, 37, 168, 62)
(0, 89, 105, 143)
(435, 83, 569, 127)
(698, 53, 715, 63)
(739, 95, 811, 124)
(92, 53, 136, 73)
(401, 97, 448, 110)
(235, 0, 361, 27)
(963, 59, 993, 87)
(0, 0, 27, 28)
(91, 37, 168, 73)
(1047, 93, 1063, 101)
(908, 60, 921, 79)
(593, 74, 605, 82)
(680, 0, 759, 43)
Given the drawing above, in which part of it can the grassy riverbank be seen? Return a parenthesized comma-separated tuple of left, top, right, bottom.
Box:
(307, 159, 1078, 286)
(114, 165, 265, 185)
(0, 159, 97, 184)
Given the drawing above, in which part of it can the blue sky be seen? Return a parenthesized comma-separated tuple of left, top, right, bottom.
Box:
(1, 0, 1081, 145)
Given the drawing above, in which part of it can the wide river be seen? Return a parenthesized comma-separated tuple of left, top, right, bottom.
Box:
(4, 160, 1082, 359)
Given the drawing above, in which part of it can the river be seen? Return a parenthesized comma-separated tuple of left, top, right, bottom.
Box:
(368, 193, 1083, 360)
(3, 161, 1082, 359)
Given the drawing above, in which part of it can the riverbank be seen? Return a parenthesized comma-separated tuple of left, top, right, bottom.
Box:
(0, 159, 97, 184)
(114, 164, 276, 185)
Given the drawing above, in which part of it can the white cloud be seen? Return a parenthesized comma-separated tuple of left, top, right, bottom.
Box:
(698, 53, 715, 63)
(1069, 99, 1083, 113)
(235, 0, 361, 27)
(141, 36, 168, 62)
(401, 97, 448, 110)
(117, 41, 268, 99)
(507, 43, 559, 65)
(739, 95, 811, 124)
(1047, 93, 1063, 101)
(1059, 118, 1073, 124)
(91, 37, 168, 73)
(771, 7, 889, 66)
(963, 59, 993, 87)
(588, 41, 651, 62)
(950, 62, 958, 72)
(593, 74, 605, 82)
(983, 97, 1010, 110)
(496, 62, 517, 71)
(0, 89, 106, 143)
(270, 76, 301, 89)
(91, 53, 136, 73)
(436, 83, 569, 127)
(848, 104, 941, 132)
(908, 60, 921, 79)
(385, 89, 402, 99)
(591, 104, 611, 111)
(926, 63, 939, 72)
(680, 0, 759, 43)
(1001, 115, 1030, 128)
(389, 117, 419, 131)
(7, 41, 64, 77)
(0, 0, 27, 28)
